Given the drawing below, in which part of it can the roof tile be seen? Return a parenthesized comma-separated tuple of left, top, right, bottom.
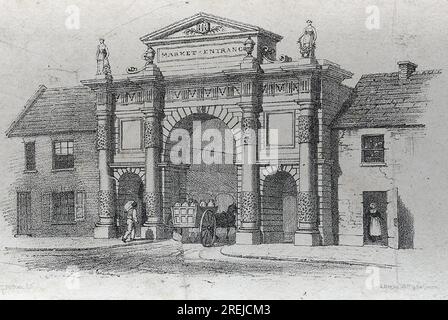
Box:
(333, 69, 441, 129)
(7, 86, 96, 137)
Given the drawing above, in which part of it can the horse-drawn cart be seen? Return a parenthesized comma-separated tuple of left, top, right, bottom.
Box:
(171, 201, 236, 247)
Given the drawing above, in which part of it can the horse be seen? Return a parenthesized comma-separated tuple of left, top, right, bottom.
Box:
(215, 203, 237, 242)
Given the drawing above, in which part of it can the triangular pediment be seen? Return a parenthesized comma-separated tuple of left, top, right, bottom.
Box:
(140, 12, 282, 43)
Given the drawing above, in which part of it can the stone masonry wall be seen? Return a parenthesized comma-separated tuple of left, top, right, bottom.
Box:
(320, 78, 352, 245)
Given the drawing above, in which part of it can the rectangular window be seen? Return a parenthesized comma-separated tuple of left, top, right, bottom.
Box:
(266, 112, 294, 147)
(53, 140, 74, 170)
(52, 191, 75, 224)
(362, 135, 385, 163)
(25, 142, 36, 171)
(121, 120, 142, 150)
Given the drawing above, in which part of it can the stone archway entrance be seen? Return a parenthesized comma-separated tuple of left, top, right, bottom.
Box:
(262, 171, 298, 243)
(117, 173, 145, 238)
(163, 112, 238, 242)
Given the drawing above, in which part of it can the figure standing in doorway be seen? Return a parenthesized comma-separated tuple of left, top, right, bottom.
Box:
(367, 202, 383, 243)
(122, 200, 138, 242)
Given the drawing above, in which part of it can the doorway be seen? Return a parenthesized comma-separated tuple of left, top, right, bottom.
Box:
(17, 192, 31, 235)
(117, 173, 145, 238)
(262, 171, 298, 243)
(363, 191, 388, 246)
(282, 195, 297, 242)
(165, 113, 238, 215)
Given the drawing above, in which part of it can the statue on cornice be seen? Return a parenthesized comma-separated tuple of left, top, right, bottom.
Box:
(298, 20, 317, 59)
(143, 45, 156, 67)
(126, 45, 157, 74)
(96, 38, 111, 76)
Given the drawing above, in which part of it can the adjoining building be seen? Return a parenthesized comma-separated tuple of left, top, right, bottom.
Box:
(332, 62, 441, 248)
(5, 13, 441, 248)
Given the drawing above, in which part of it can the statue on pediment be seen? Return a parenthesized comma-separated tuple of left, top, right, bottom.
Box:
(96, 38, 111, 76)
(298, 20, 317, 58)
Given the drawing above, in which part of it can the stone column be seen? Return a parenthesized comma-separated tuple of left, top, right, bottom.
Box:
(295, 99, 320, 246)
(94, 92, 116, 239)
(140, 94, 165, 240)
(235, 103, 261, 244)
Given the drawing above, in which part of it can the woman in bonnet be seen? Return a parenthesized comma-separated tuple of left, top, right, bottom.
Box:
(367, 202, 384, 244)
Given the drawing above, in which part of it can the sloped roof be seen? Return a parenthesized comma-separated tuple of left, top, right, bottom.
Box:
(332, 69, 442, 129)
(6, 85, 96, 137)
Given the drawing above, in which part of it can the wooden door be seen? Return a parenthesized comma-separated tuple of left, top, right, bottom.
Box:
(17, 192, 31, 235)
(283, 195, 297, 243)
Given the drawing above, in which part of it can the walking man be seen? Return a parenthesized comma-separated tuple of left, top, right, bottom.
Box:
(122, 200, 138, 243)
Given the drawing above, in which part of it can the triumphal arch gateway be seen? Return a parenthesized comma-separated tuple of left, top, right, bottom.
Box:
(81, 12, 352, 246)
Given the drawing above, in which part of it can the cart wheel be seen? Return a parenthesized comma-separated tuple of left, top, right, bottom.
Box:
(200, 209, 216, 247)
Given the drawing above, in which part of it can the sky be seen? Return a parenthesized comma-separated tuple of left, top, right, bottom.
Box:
(0, 0, 448, 119)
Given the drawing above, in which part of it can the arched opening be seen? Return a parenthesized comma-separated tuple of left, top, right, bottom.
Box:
(117, 173, 144, 238)
(164, 113, 238, 243)
(262, 171, 298, 243)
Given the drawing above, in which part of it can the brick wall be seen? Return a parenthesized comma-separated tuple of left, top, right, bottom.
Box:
(11, 131, 99, 237)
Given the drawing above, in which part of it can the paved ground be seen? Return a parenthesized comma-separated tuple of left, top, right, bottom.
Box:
(0, 240, 446, 299)
(221, 244, 397, 267)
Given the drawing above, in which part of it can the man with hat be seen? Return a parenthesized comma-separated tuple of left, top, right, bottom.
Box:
(122, 200, 138, 243)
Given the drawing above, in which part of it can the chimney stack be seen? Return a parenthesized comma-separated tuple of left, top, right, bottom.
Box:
(397, 61, 418, 80)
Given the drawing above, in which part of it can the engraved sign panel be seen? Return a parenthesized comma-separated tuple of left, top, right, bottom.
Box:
(157, 41, 246, 63)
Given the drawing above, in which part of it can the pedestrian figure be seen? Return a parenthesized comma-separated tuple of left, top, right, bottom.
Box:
(368, 202, 383, 243)
(172, 230, 182, 242)
(122, 200, 137, 243)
